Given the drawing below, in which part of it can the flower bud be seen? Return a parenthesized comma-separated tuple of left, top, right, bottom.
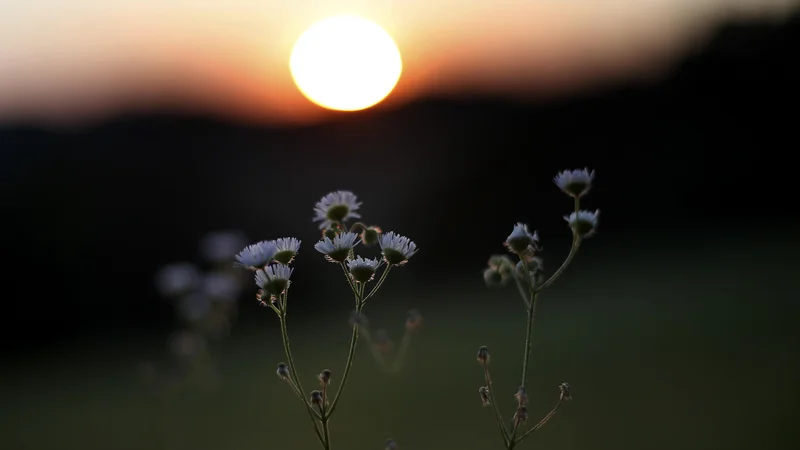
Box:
(559, 382, 572, 401)
(477, 346, 490, 364)
(276, 362, 290, 380)
(360, 225, 382, 246)
(483, 268, 503, 287)
(310, 390, 323, 405)
(479, 386, 491, 406)
(318, 369, 332, 385)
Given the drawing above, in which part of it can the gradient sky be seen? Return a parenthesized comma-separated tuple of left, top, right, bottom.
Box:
(1, 0, 797, 126)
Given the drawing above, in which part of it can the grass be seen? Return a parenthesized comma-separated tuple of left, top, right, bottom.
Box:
(2, 236, 797, 450)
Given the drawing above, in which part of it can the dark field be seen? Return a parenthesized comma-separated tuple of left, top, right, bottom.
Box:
(3, 234, 797, 450)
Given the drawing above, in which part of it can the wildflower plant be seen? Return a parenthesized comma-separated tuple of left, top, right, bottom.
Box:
(236, 191, 416, 450)
(350, 307, 423, 373)
(478, 169, 598, 449)
(147, 230, 248, 391)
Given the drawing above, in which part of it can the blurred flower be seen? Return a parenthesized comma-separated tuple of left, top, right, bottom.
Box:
(385, 439, 398, 450)
(347, 256, 380, 283)
(177, 293, 212, 322)
(273, 237, 301, 265)
(554, 168, 595, 198)
(315, 232, 360, 263)
(405, 309, 423, 331)
(379, 232, 417, 266)
(313, 190, 362, 229)
(168, 330, 206, 361)
(255, 264, 294, 296)
(155, 262, 201, 297)
(505, 223, 539, 254)
(200, 230, 248, 265)
(202, 271, 242, 302)
(483, 268, 504, 287)
(565, 210, 600, 238)
(235, 241, 278, 270)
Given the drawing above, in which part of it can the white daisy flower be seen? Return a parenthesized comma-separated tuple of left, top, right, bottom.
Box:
(313, 190, 362, 229)
(554, 168, 595, 198)
(379, 231, 417, 266)
(235, 241, 278, 270)
(314, 232, 360, 263)
(272, 237, 301, 265)
(504, 223, 540, 253)
(347, 256, 381, 283)
(255, 264, 294, 296)
(564, 209, 600, 238)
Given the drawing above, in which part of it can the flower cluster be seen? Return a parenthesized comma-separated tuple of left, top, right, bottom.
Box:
(477, 169, 598, 449)
(235, 191, 417, 450)
(144, 230, 249, 392)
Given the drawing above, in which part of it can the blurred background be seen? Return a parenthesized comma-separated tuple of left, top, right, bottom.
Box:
(2, 1, 799, 450)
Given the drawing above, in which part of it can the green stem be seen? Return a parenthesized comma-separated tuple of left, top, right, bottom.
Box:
(390, 329, 412, 373)
(510, 292, 538, 444)
(482, 362, 510, 447)
(340, 262, 359, 296)
(512, 269, 532, 309)
(536, 197, 582, 293)
(277, 303, 324, 444)
(326, 283, 365, 418)
(515, 398, 564, 444)
(320, 404, 331, 450)
(363, 265, 391, 303)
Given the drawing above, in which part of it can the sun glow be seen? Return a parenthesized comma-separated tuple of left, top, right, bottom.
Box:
(289, 15, 403, 112)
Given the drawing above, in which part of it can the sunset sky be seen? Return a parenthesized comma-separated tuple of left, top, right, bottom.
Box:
(1, 0, 797, 126)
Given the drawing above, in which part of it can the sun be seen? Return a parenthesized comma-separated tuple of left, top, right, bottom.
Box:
(289, 15, 403, 112)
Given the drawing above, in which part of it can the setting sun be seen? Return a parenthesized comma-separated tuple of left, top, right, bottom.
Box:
(289, 15, 403, 112)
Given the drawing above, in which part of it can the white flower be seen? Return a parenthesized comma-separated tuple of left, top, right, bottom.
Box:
(347, 256, 381, 283)
(504, 223, 540, 253)
(272, 237, 301, 265)
(255, 264, 294, 296)
(554, 168, 595, 198)
(155, 262, 200, 297)
(379, 232, 417, 266)
(202, 272, 242, 302)
(313, 191, 362, 229)
(314, 232, 360, 263)
(564, 209, 600, 238)
(199, 230, 248, 264)
(235, 241, 278, 270)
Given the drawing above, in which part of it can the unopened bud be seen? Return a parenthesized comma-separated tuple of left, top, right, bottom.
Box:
(322, 226, 339, 240)
(276, 362, 290, 379)
(310, 390, 323, 405)
(477, 346, 490, 364)
(483, 268, 503, 287)
(360, 225, 382, 246)
(559, 382, 572, 401)
(318, 369, 332, 385)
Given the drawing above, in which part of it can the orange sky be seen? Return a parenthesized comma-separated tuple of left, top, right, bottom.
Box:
(1, 0, 797, 126)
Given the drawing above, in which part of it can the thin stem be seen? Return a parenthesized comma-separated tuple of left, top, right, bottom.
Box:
(326, 283, 365, 418)
(512, 268, 532, 309)
(363, 265, 391, 303)
(276, 298, 324, 445)
(339, 262, 359, 296)
(319, 403, 331, 450)
(361, 328, 391, 371)
(515, 398, 564, 443)
(348, 222, 368, 233)
(390, 329, 412, 373)
(482, 362, 509, 447)
(510, 292, 538, 443)
(536, 197, 582, 293)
